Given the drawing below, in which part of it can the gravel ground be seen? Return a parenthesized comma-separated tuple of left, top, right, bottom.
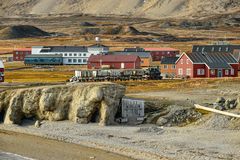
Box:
(1, 120, 240, 160)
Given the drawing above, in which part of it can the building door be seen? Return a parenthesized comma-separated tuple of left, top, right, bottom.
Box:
(121, 63, 125, 69)
(218, 69, 222, 77)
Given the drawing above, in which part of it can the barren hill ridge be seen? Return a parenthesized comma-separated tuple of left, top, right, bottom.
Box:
(0, 0, 239, 19)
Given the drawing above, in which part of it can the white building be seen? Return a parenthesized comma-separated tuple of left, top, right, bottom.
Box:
(31, 45, 109, 65)
(88, 44, 109, 55)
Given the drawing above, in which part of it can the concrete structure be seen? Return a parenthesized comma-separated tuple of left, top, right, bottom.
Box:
(112, 51, 152, 68)
(120, 97, 144, 124)
(176, 52, 238, 78)
(145, 48, 180, 61)
(88, 54, 141, 69)
(160, 57, 178, 78)
(13, 48, 31, 61)
(0, 60, 4, 82)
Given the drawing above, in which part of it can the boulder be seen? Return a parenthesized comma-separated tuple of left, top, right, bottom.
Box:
(0, 83, 125, 126)
(236, 97, 240, 109)
(216, 97, 226, 104)
(224, 98, 237, 110)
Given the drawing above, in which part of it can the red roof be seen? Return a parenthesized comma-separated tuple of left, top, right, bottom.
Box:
(13, 48, 32, 52)
(88, 54, 139, 62)
(144, 48, 179, 51)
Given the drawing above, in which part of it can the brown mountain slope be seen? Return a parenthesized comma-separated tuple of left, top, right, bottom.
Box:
(0, 0, 239, 19)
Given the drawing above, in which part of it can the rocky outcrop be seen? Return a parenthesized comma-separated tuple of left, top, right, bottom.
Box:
(0, 83, 125, 126)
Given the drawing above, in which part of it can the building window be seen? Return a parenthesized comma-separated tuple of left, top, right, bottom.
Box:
(186, 59, 189, 64)
(197, 69, 205, 75)
(83, 53, 86, 56)
(83, 59, 87, 63)
(181, 59, 183, 64)
(231, 68, 234, 75)
(141, 60, 144, 64)
(79, 53, 82, 56)
(64, 53, 67, 56)
(16, 52, 18, 55)
(73, 59, 77, 63)
(178, 68, 183, 75)
(69, 53, 72, 56)
(164, 65, 168, 69)
(74, 53, 77, 56)
(68, 59, 72, 63)
(219, 47, 222, 52)
(210, 69, 215, 75)
(78, 59, 82, 63)
(226, 47, 229, 52)
(225, 70, 229, 75)
(172, 65, 176, 69)
(186, 68, 191, 76)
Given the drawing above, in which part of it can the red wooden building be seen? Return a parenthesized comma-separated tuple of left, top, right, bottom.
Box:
(88, 54, 141, 69)
(13, 48, 32, 61)
(144, 48, 180, 61)
(176, 52, 238, 78)
(0, 60, 4, 82)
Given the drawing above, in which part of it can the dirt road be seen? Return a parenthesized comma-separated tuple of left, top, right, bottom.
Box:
(0, 129, 134, 160)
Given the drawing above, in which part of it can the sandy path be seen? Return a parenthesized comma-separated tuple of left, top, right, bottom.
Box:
(0, 129, 134, 160)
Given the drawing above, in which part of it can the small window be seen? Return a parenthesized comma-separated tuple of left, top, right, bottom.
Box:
(197, 69, 205, 75)
(181, 59, 183, 64)
(78, 59, 82, 63)
(83, 53, 86, 56)
(178, 68, 183, 75)
(79, 53, 82, 57)
(74, 53, 77, 56)
(226, 47, 229, 52)
(210, 69, 215, 75)
(219, 47, 222, 52)
(68, 59, 72, 63)
(69, 53, 72, 56)
(231, 68, 234, 75)
(16, 52, 18, 55)
(73, 59, 77, 63)
(186, 68, 191, 76)
(186, 59, 189, 64)
(64, 53, 67, 56)
(172, 65, 176, 69)
(83, 59, 87, 63)
(225, 70, 229, 75)
(141, 60, 144, 64)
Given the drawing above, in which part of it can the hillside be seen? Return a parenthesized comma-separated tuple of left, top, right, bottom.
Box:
(0, 0, 239, 19)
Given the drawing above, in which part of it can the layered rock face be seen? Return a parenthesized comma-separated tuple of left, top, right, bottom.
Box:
(0, 83, 125, 126)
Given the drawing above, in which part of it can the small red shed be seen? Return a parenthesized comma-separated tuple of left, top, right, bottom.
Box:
(0, 60, 4, 82)
(144, 48, 180, 61)
(88, 54, 141, 69)
(13, 48, 32, 61)
(176, 52, 239, 78)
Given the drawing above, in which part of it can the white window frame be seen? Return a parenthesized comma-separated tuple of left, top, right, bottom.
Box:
(164, 65, 168, 69)
(197, 69, 205, 75)
(186, 59, 189, 64)
(186, 68, 191, 76)
(210, 69, 215, 75)
(225, 69, 229, 75)
(181, 59, 183, 64)
(172, 65, 176, 69)
(178, 68, 183, 75)
(231, 68, 234, 75)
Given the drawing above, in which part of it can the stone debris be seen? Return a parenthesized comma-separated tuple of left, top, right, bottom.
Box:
(214, 97, 239, 111)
